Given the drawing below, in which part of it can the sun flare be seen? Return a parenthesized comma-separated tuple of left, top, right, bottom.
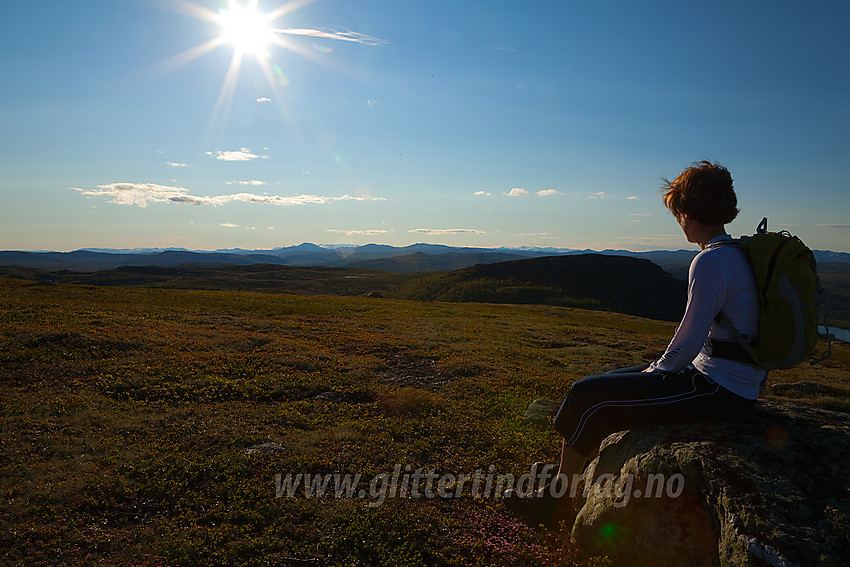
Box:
(153, 0, 385, 132)
(216, 0, 277, 58)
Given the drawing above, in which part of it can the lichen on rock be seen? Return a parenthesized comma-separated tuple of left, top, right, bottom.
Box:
(527, 398, 850, 566)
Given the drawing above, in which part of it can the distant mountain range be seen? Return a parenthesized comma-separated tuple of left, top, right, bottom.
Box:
(3, 243, 846, 275)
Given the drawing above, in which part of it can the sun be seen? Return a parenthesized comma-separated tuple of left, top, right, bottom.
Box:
(216, 0, 277, 58)
(153, 0, 384, 132)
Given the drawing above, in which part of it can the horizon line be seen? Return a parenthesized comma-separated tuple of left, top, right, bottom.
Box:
(3, 243, 848, 255)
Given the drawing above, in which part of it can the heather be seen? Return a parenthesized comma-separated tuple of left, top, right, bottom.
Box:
(2, 278, 847, 565)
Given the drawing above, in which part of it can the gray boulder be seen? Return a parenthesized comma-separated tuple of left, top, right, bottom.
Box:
(527, 399, 850, 566)
(522, 398, 562, 425)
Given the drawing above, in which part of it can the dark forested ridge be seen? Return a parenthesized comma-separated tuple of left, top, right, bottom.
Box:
(393, 254, 688, 322)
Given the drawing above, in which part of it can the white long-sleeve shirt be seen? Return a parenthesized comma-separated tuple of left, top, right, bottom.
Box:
(648, 235, 766, 400)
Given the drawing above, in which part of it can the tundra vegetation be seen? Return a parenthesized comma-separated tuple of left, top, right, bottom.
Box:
(1, 277, 848, 566)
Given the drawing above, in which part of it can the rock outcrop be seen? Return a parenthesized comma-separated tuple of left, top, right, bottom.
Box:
(529, 399, 850, 566)
(522, 398, 562, 425)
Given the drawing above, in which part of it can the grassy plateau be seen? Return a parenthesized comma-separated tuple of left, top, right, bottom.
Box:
(1, 278, 848, 566)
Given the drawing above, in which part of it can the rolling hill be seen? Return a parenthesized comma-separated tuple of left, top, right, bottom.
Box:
(392, 253, 688, 322)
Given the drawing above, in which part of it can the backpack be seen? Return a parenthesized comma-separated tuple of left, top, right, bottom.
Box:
(709, 217, 822, 370)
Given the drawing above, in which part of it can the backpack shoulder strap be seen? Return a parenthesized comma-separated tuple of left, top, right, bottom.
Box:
(705, 236, 745, 251)
(705, 232, 760, 365)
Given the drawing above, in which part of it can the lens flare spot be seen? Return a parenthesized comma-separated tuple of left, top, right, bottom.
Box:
(600, 523, 617, 538)
(272, 63, 290, 86)
(313, 43, 333, 53)
(765, 424, 791, 450)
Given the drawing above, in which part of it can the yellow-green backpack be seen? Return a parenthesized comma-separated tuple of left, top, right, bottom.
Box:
(710, 218, 822, 370)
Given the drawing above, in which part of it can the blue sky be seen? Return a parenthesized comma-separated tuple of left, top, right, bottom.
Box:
(1, 0, 848, 252)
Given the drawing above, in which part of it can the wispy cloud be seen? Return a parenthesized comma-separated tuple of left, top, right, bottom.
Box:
(276, 27, 389, 46)
(627, 195, 639, 200)
(166, 161, 188, 167)
(409, 228, 485, 235)
(505, 188, 528, 197)
(73, 182, 385, 208)
(617, 235, 682, 247)
(173, 192, 384, 207)
(226, 180, 267, 186)
(256, 97, 271, 103)
(537, 189, 561, 197)
(73, 183, 189, 208)
(220, 223, 238, 228)
(206, 147, 268, 161)
(587, 191, 606, 199)
(327, 229, 392, 236)
(816, 223, 850, 228)
(473, 190, 491, 197)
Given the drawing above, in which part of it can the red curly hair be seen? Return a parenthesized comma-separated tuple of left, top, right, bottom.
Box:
(661, 161, 739, 225)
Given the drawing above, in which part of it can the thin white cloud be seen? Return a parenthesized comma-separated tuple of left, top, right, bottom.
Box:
(409, 228, 485, 235)
(327, 229, 392, 236)
(276, 27, 389, 46)
(206, 147, 268, 161)
(617, 235, 683, 248)
(505, 188, 528, 197)
(537, 189, 560, 197)
(72, 183, 190, 208)
(220, 223, 238, 228)
(627, 195, 639, 200)
(587, 192, 606, 200)
(256, 97, 271, 103)
(73, 182, 385, 208)
(473, 190, 491, 197)
(226, 180, 267, 186)
(166, 162, 188, 167)
(816, 223, 850, 228)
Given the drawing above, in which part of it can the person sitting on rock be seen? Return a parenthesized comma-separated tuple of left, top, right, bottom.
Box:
(506, 160, 766, 525)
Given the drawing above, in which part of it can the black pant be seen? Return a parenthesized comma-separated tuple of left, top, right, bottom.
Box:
(552, 365, 756, 457)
